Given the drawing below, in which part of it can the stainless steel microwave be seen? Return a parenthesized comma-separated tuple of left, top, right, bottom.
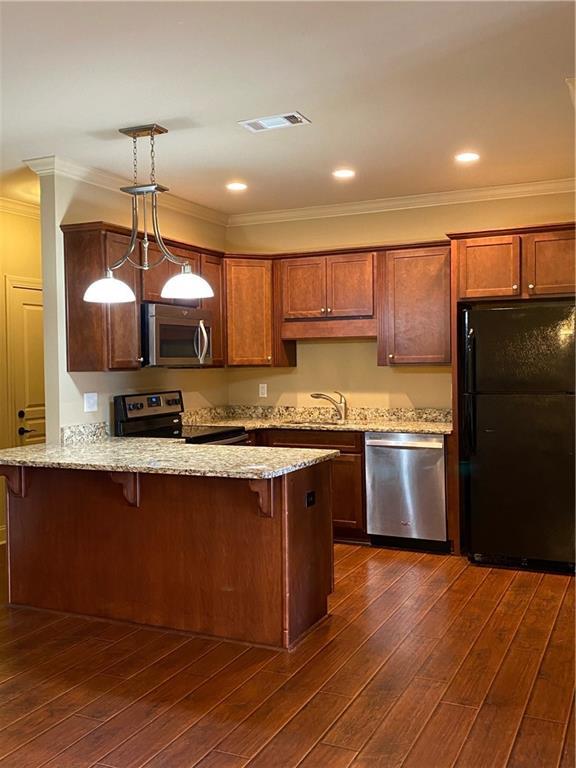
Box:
(142, 303, 213, 367)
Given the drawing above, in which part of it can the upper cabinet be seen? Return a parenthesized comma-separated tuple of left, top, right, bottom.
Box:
(522, 230, 575, 296)
(280, 251, 376, 338)
(225, 258, 296, 367)
(458, 235, 520, 299)
(455, 226, 575, 300)
(63, 223, 226, 372)
(141, 243, 200, 305)
(379, 246, 450, 365)
(64, 228, 142, 372)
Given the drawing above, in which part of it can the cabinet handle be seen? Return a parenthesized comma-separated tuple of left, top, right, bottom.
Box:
(320, 307, 326, 313)
(267, 355, 272, 361)
(512, 284, 518, 291)
(528, 283, 535, 290)
(388, 353, 394, 360)
(137, 357, 144, 363)
(327, 307, 332, 313)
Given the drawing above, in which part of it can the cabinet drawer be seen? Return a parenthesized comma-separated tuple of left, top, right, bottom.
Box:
(264, 429, 363, 452)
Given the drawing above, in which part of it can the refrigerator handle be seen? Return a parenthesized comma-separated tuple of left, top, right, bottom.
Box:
(461, 395, 476, 458)
(464, 325, 475, 394)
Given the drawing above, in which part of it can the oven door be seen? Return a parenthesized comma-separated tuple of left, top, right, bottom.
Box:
(144, 305, 213, 367)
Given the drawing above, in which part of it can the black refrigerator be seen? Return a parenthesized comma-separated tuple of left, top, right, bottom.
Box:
(459, 299, 575, 572)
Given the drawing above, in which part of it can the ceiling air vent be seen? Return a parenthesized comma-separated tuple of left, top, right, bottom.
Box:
(238, 112, 311, 133)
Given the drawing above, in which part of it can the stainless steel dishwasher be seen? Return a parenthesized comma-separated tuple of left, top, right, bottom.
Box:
(365, 432, 447, 542)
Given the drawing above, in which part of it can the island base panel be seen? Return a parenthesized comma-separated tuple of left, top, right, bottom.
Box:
(6, 464, 332, 648)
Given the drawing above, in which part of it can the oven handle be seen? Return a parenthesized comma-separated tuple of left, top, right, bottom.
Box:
(198, 320, 209, 365)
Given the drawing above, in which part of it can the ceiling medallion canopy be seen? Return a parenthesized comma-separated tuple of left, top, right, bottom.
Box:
(83, 124, 213, 304)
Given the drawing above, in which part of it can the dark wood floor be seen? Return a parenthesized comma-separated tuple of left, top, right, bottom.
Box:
(0, 542, 573, 767)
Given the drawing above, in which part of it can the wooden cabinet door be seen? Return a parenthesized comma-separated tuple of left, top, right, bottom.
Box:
(225, 259, 272, 365)
(142, 243, 201, 306)
(522, 231, 575, 296)
(458, 236, 521, 299)
(326, 252, 374, 317)
(332, 453, 365, 533)
(200, 254, 225, 366)
(281, 257, 326, 319)
(105, 233, 142, 370)
(384, 247, 450, 365)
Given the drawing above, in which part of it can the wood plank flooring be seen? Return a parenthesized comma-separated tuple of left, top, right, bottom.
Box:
(0, 541, 573, 767)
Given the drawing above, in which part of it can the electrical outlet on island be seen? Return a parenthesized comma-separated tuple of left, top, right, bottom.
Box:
(258, 383, 268, 398)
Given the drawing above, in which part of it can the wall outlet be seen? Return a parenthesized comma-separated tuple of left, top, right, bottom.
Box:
(83, 392, 98, 413)
(258, 383, 268, 398)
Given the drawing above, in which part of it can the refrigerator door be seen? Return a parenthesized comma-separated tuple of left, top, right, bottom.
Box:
(463, 393, 575, 566)
(462, 300, 575, 394)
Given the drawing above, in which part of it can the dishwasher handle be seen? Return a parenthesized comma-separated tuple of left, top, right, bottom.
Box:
(365, 438, 444, 450)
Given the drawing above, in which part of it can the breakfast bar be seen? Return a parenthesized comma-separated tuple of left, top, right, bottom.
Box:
(0, 439, 337, 649)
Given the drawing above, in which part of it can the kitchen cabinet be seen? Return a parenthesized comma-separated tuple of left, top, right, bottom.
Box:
(457, 235, 521, 299)
(63, 223, 227, 372)
(262, 429, 367, 541)
(280, 252, 376, 338)
(141, 243, 200, 304)
(200, 253, 225, 366)
(379, 246, 450, 365)
(64, 227, 142, 371)
(522, 230, 575, 296)
(225, 258, 296, 367)
(456, 227, 574, 300)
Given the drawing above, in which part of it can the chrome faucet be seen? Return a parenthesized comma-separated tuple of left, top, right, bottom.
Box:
(310, 391, 348, 421)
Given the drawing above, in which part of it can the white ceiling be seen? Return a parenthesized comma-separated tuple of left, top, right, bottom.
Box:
(1, 1, 574, 215)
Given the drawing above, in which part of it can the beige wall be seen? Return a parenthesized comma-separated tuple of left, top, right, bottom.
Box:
(228, 341, 451, 408)
(224, 192, 575, 253)
(0, 207, 42, 448)
(0, 205, 42, 540)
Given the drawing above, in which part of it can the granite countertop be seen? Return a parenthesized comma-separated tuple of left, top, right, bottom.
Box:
(181, 406, 452, 435)
(183, 418, 452, 436)
(0, 438, 339, 480)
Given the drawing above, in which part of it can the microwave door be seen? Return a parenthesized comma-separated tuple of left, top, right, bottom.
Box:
(156, 318, 200, 367)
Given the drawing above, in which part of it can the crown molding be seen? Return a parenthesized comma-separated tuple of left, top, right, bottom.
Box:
(21, 157, 574, 231)
(24, 155, 228, 227)
(227, 178, 576, 227)
(0, 196, 40, 220)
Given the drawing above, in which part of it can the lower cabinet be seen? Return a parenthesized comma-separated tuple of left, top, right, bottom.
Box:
(261, 429, 367, 541)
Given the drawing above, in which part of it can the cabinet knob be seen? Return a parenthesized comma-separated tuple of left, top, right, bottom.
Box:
(267, 355, 272, 361)
(327, 307, 332, 313)
(320, 307, 326, 313)
(388, 353, 394, 360)
(528, 283, 535, 290)
(512, 284, 518, 291)
(137, 357, 144, 363)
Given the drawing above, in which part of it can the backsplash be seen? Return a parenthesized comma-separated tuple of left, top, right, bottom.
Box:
(60, 422, 109, 445)
(183, 405, 452, 425)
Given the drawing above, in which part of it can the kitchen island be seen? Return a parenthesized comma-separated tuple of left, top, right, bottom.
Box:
(0, 439, 337, 649)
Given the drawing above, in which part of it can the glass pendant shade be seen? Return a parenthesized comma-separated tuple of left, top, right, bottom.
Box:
(83, 271, 136, 303)
(161, 266, 214, 300)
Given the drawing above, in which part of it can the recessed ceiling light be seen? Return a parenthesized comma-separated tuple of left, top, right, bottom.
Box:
(455, 152, 480, 163)
(332, 168, 356, 179)
(226, 181, 247, 191)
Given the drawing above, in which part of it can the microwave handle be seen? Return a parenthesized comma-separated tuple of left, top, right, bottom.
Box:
(198, 320, 209, 365)
(193, 326, 200, 359)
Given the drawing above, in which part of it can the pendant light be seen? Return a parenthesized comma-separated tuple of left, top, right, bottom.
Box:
(83, 124, 213, 304)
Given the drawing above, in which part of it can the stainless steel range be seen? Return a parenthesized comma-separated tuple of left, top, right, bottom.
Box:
(113, 390, 250, 444)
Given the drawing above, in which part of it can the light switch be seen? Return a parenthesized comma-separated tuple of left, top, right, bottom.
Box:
(258, 383, 268, 398)
(83, 392, 98, 413)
